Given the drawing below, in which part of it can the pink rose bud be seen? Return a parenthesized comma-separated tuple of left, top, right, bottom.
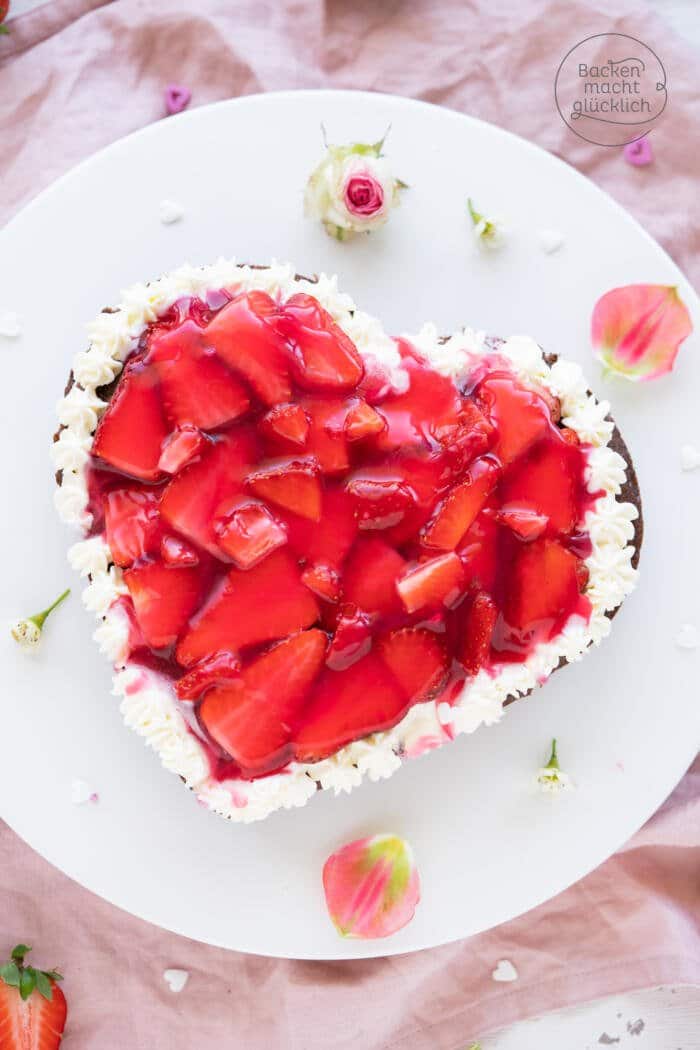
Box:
(323, 833, 420, 939)
(592, 283, 693, 381)
(165, 84, 192, 116)
(623, 136, 653, 167)
(343, 171, 385, 218)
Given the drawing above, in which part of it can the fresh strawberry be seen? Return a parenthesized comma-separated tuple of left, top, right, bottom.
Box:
(204, 291, 291, 406)
(421, 457, 500, 549)
(326, 605, 372, 670)
(495, 505, 549, 541)
(506, 538, 580, 631)
(160, 428, 260, 556)
(458, 591, 498, 675)
(500, 438, 582, 535)
(176, 650, 241, 700)
(379, 628, 448, 702)
(396, 552, 466, 614)
(0, 944, 67, 1050)
(247, 457, 322, 521)
(160, 534, 200, 567)
(176, 549, 320, 665)
(293, 653, 408, 762)
(104, 488, 164, 567)
(345, 472, 417, 530)
(158, 425, 206, 474)
(458, 512, 500, 593)
(148, 319, 251, 430)
(475, 373, 553, 467)
(92, 359, 168, 481)
(344, 399, 386, 441)
(342, 538, 407, 617)
(259, 403, 310, 448)
(199, 629, 327, 774)
(301, 563, 341, 603)
(0, 2, 9, 27)
(301, 397, 351, 474)
(124, 557, 213, 650)
(214, 501, 287, 568)
(275, 293, 364, 392)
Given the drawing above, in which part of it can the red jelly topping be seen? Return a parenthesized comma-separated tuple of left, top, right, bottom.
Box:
(87, 291, 595, 780)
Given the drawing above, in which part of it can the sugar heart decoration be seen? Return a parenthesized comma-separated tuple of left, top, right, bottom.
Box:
(623, 136, 653, 167)
(163, 969, 189, 993)
(675, 623, 699, 650)
(681, 445, 700, 472)
(164, 84, 191, 115)
(0, 311, 21, 338)
(491, 959, 518, 982)
(159, 199, 185, 225)
(538, 229, 564, 255)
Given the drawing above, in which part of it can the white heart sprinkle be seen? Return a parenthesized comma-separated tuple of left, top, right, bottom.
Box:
(163, 969, 189, 993)
(675, 623, 699, 650)
(537, 229, 564, 255)
(680, 445, 700, 471)
(491, 959, 518, 982)
(71, 778, 98, 805)
(0, 312, 21, 339)
(159, 199, 185, 225)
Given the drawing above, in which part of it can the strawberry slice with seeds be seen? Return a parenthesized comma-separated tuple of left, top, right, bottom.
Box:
(343, 538, 407, 617)
(379, 628, 448, 702)
(293, 652, 408, 763)
(259, 403, 310, 448)
(397, 552, 466, 614)
(326, 605, 372, 670)
(506, 538, 581, 631)
(0, 944, 67, 1050)
(475, 373, 553, 467)
(176, 549, 320, 666)
(344, 399, 387, 441)
(215, 501, 287, 568)
(176, 650, 241, 700)
(282, 488, 358, 583)
(124, 557, 213, 650)
(422, 457, 500, 549)
(247, 457, 322, 522)
(458, 591, 497, 675)
(160, 534, 200, 567)
(158, 425, 206, 474)
(345, 472, 418, 530)
(199, 629, 327, 775)
(92, 359, 168, 481)
(301, 563, 341, 603)
(148, 319, 251, 430)
(500, 438, 581, 535)
(104, 488, 164, 567)
(205, 291, 291, 406)
(275, 293, 364, 392)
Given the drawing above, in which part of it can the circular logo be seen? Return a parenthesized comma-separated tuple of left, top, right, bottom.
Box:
(555, 33, 667, 146)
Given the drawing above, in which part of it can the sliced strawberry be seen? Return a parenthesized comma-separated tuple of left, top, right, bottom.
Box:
(379, 628, 448, 702)
(0, 945, 67, 1050)
(158, 425, 206, 475)
(458, 511, 500, 593)
(506, 538, 580, 631)
(326, 605, 372, 670)
(374, 355, 463, 452)
(345, 472, 417, 530)
(160, 428, 260, 556)
(576, 559, 590, 592)
(247, 457, 322, 522)
(176, 650, 241, 700)
(160, 534, 200, 567)
(92, 359, 168, 481)
(343, 538, 407, 617)
(199, 629, 327, 774)
(380, 453, 453, 546)
(422, 457, 500, 549)
(124, 557, 213, 650)
(282, 487, 358, 575)
(301, 396, 351, 474)
(397, 552, 466, 614)
(301, 563, 340, 603)
(500, 438, 581, 535)
(176, 549, 320, 666)
(495, 505, 549, 541)
(104, 488, 164, 567)
(214, 501, 287, 568)
(204, 291, 291, 406)
(344, 399, 387, 441)
(475, 373, 554, 467)
(259, 403, 310, 448)
(148, 319, 251, 430)
(275, 293, 364, 392)
(293, 652, 408, 762)
(458, 591, 498, 675)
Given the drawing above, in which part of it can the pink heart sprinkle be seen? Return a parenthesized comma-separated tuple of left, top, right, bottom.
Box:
(165, 84, 192, 116)
(623, 136, 653, 167)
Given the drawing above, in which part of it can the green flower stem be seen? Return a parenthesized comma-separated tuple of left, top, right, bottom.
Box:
(545, 737, 560, 771)
(29, 588, 71, 630)
(467, 197, 483, 225)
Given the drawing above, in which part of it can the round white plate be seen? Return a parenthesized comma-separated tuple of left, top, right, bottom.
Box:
(1, 90, 698, 960)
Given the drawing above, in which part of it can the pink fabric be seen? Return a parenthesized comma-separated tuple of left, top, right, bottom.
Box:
(1, 1, 699, 1045)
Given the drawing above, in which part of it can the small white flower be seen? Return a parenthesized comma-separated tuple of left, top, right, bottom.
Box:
(491, 959, 519, 982)
(0, 311, 22, 339)
(680, 444, 700, 471)
(535, 738, 574, 794)
(10, 589, 71, 651)
(675, 623, 699, 650)
(159, 199, 185, 225)
(537, 228, 564, 255)
(468, 198, 507, 249)
(163, 969, 189, 993)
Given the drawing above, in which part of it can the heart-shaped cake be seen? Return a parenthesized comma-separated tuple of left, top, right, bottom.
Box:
(54, 262, 641, 822)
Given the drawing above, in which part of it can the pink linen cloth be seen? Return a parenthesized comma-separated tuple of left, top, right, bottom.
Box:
(1, 1, 699, 1046)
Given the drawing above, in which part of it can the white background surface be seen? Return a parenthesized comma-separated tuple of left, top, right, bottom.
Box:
(3, 1, 700, 1047)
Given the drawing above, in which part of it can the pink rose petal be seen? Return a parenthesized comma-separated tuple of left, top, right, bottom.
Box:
(343, 170, 385, 218)
(592, 284, 693, 381)
(165, 84, 191, 116)
(623, 136, 653, 167)
(323, 833, 420, 939)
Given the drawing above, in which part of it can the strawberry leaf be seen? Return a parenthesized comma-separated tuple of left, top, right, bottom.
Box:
(11, 944, 31, 961)
(35, 971, 53, 1000)
(45, 970, 63, 983)
(19, 967, 36, 1001)
(0, 25, 9, 35)
(0, 961, 20, 987)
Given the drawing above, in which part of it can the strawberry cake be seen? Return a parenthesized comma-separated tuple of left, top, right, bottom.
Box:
(53, 261, 641, 822)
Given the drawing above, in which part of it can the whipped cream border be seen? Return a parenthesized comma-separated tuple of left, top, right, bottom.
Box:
(55, 260, 638, 823)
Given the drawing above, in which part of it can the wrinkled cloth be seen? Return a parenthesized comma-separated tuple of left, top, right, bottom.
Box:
(1, 2, 699, 1047)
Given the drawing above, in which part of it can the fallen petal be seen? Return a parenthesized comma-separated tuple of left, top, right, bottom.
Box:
(71, 778, 98, 805)
(322, 833, 420, 939)
(675, 623, 699, 650)
(538, 229, 564, 255)
(164, 84, 191, 115)
(592, 284, 693, 381)
(0, 311, 21, 339)
(680, 444, 700, 471)
(623, 136, 653, 167)
(159, 199, 185, 225)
